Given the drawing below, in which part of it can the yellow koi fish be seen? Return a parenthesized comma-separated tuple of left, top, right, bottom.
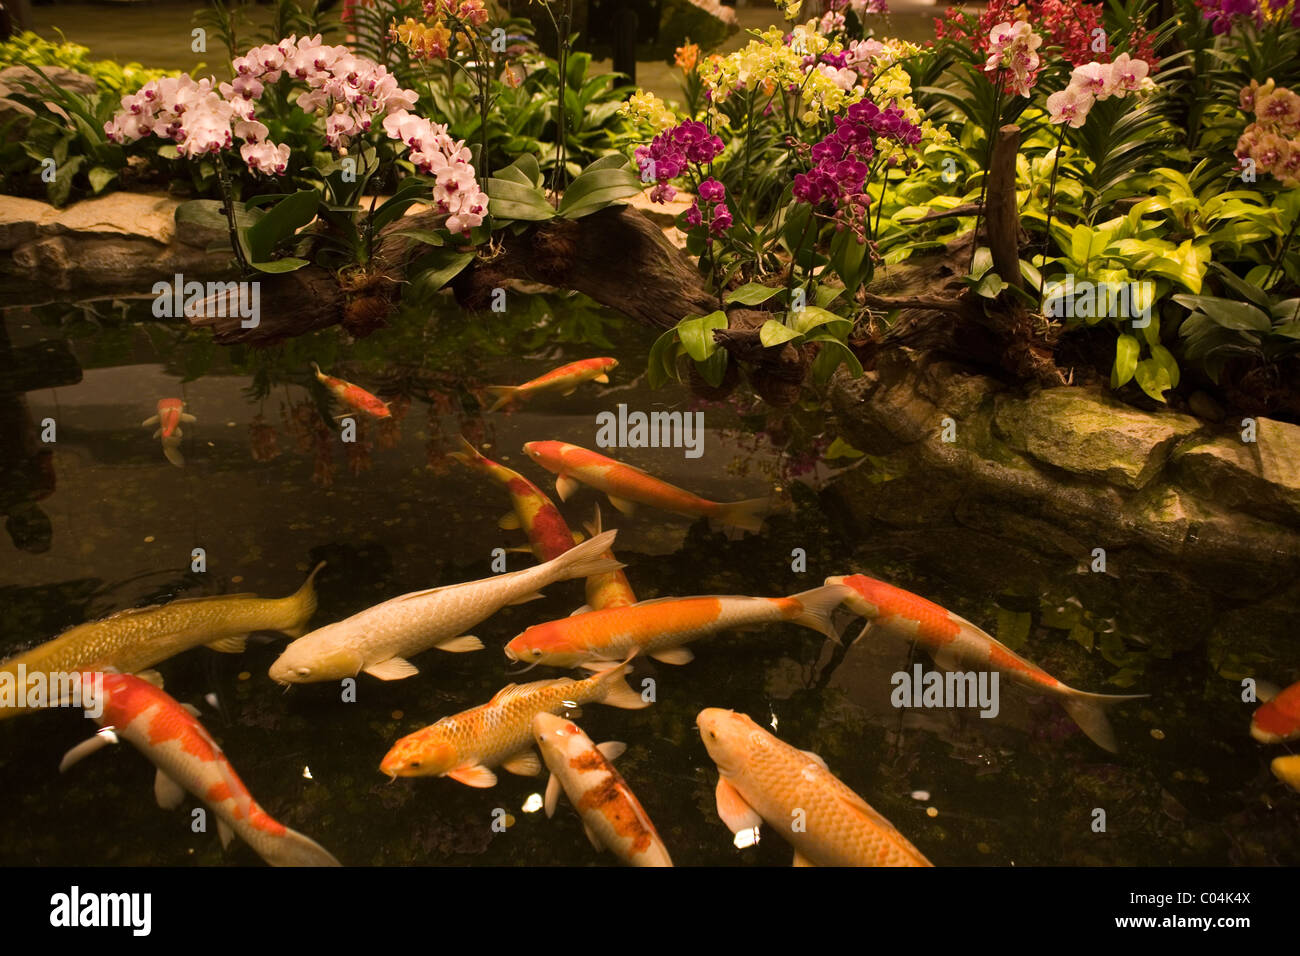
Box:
(523, 440, 773, 533)
(483, 357, 618, 412)
(698, 708, 932, 867)
(379, 663, 647, 787)
(0, 566, 323, 721)
(1272, 755, 1300, 793)
(576, 504, 637, 612)
(532, 712, 672, 866)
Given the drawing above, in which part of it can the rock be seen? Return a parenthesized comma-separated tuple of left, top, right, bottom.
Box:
(992, 387, 1202, 490)
(1171, 419, 1300, 524)
(0, 192, 178, 248)
(0, 66, 98, 98)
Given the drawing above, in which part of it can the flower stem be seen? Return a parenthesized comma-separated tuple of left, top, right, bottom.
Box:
(1039, 122, 1067, 307)
(969, 72, 1004, 273)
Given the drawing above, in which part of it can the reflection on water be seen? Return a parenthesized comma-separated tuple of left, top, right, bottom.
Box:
(0, 294, 1296, 866)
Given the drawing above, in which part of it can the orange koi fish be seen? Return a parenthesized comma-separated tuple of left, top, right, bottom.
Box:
(379, 663, 648, 787)
(698, 708, 932, 867)
(142, 398, 195, 467)
(523, 440, 773, 533)
(827, 573, 1145, 753)
(505, 584, 852, 669)
(1272, 755, 1300, 792)
(1251, 679, 1300, 744)
(311, 362, 391, 419)
(61, 672, 340, 866)
(532, 712, 672, 866)
(483, 357, 618, 412)
(449, 436, 581, 562)
(577, 504, 637, 612)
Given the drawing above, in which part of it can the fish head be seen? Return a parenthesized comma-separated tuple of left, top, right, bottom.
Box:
(504, 625, 582, 668)
(595, 357, 619, 373)
(531, 711, 582, 751)
(825, 573, 881, 619)
(269, 634, 363, 684)
(522, 440, 565, 470)
(380, 726, 457, 779)
(697, 708, 769, 776)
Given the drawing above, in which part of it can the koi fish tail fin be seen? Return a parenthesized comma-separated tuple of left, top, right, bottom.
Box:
(447, 434, 487, 469)
(715, 496, 775, 534)
(484, 386, 519, 413)
(595, 662, 650, 710)
(310, 362, 325, 379)
(162, 439, 185, 468)
(1061, 691, 1148, 754)
(789, 584, 855, 645)
(282, 562, 326, 637)
(547, 528, 623, 582)
(262, 826, 342, 867)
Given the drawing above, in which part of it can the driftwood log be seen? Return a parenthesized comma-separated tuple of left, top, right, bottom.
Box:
(189, 122, 1062, 403)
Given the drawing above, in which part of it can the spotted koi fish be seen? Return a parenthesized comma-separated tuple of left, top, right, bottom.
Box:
(698, 708, 932, 867)
(379, 663, 647, 787)
(505, 584, 852, 669)
(523, 440, 773, 533)
(142, 398, 195, 467)
(311, 362, 391, 419)
(827, 573, 1145, 753)
(1251, 679, 1300, 744)
(60, 672, 340, 866)
(449, 435, 581, 562)
(483, 357, 617, 413)
(532, 712, 671, 866)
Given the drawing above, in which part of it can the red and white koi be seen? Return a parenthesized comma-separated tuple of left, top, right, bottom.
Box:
(483, 357, 618, 412)
(827, 573, 1146, 753)
(61, 672, 340, 866)
(1250, 679, 1300, 744)
(449, 435, 581, 562)
(505, 584, 852, 669)
(523, 440, 773, 533)
(311, 362, 391, 419)
(532, 712, 671, 866)
(141, 398, 194, 467)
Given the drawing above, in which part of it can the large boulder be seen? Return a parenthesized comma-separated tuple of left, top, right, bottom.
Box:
(1171, 418, 1300, 525)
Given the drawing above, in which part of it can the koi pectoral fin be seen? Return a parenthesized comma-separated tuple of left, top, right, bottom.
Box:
(555, 475, 580, 501)
(59, 730, 119, 773)
(544, 772, 562, 818)
(206, 634, 249, 654)
(154, 769, 186, 810)
(447, 764, 498, 788)
(715, 777, 763, 834)
(793, 851, 817, 867)
(501, 750, 541, 776)
(362, 657, 419, 680)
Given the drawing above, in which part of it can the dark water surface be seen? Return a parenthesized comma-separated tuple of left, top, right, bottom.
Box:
(0, 294, 1296, 866)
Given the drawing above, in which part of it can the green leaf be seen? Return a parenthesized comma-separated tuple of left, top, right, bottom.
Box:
(976, 272, 1008, 298)
(88, 165, 116, 195)
(647, 327, 682, 388)
(557, 164, 642, 219)
(1172, 295, 1271, 332)
(409, 249, 475, 294)
(826, 437, 865, 459)
(392, 228, 447, 247)
(250, 257, 310, 273)
(486, 177, 556, 221)
(724, 282, 783, 306)
(1150, 344, 1181, 389)
(244, 190, 319, 263)
(1134, 358, 1172, 402)
(809, 338, 863, 382)
(789, 305, 851, 337)
(676, 311, 728, 361)
(759, 319, 802, 347)
(1111, 333, 1139, 388)
(695, 349, 728, 387)
(970, 246, 994, 279)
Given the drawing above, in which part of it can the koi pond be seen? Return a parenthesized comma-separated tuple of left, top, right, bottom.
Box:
(0, 294, 1295, 867)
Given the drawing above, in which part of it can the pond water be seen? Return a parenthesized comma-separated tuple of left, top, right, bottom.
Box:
(0, 292, 1296, 866)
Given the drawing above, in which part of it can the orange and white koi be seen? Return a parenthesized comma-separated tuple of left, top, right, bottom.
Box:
(505, 584, 852, 669)
(449, 435, 581, 562)
(828, 573, 1145, 753)
(269, 530, 623, 684)
(697, 707, 932, 867)
(311, 362, 391, 419)
(532, 712, 671, 866)
(61, 672, 340, 866)
(141, 398, 195, 467)
(379, 662, 648, 787)
(523, 440, 773, 533)
(483, 357, 618, 412)
(1251, 679, 1300, 744)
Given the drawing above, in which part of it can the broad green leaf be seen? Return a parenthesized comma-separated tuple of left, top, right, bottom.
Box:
(759, 319, 802, 347)
(486, 178, 555, 221)
(790, 305, 851, 336)
(695, 349, 728, 387)
(826, 437, 864, 459)
(1172, 295, 1271, 332)
(1111, 333, 1139, 388)
(557, 163, 641, 219)
(809, 338, 864, 382)
(409, 249, 475, 294)
(1134, 358, 1172, 402)
(647, 327, 683, 388)
(724, 282, 783, 306)
(245, 190, 319, 263)
(250, 257, 310, 273)
(676, 311, 728, 361)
